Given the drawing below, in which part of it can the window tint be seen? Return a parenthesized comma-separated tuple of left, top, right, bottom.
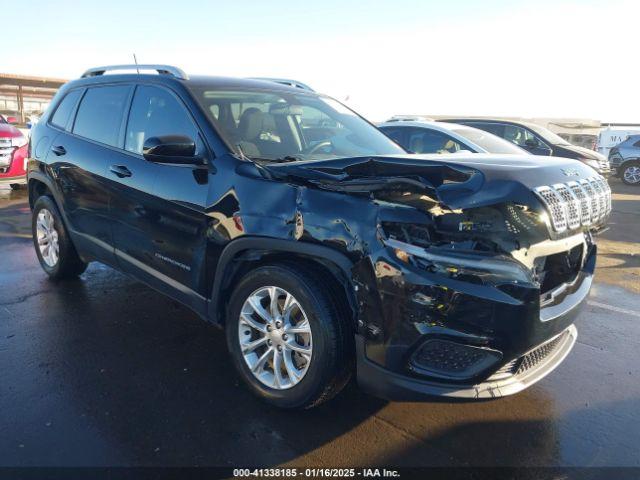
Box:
(73, 86, 130, 146)
(125, 85, 198, 154)
(51, 89, 83, 130)
(406, 128, 466, 154)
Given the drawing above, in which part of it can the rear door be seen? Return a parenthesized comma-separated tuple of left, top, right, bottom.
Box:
(50, 84, 132, 264)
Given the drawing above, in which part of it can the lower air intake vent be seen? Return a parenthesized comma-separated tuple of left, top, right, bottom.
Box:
(409, 339, 501, 381)
(516, 332, 566, 374)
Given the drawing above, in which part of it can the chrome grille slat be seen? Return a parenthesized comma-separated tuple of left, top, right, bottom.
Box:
(579, 180, 599, 222)
(534, 186, 567, 233)
(589, 178, 607, 221)
(567, 181, 592, 225)
(552, 183, 581, 230)
(534, 176, 611, 232)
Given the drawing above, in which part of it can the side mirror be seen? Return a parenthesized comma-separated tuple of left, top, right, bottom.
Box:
(6, 116, 18, 124)
(142, 135, 202, 164)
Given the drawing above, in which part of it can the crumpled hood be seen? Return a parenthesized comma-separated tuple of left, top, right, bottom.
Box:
(261, 153, 600, 210)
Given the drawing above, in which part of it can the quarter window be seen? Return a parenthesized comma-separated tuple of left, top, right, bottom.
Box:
(51, 89, 83, 130)
(125, 86, 199, 154)
(73, 86, 130, 147)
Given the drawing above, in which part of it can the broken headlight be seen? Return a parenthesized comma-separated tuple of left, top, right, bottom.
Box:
(384, 237, 534, 286)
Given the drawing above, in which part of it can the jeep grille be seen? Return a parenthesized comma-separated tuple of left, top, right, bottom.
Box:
(534, 177, 611, 233)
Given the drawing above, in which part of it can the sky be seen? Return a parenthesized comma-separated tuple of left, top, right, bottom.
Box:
(6, 0, 639, 122)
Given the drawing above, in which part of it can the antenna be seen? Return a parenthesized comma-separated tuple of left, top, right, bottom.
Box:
(132, 53, 140, 74)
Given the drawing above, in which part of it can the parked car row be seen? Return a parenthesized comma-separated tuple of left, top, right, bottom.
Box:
(378, 117, 612, 177)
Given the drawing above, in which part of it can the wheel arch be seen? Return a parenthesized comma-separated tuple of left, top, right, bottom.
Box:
(208, 237, 359, 328)
(28, 172, 63, 212)
(620, 158, 640, 181)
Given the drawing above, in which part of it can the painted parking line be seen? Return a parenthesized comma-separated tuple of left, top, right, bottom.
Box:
(587, 300, 640, 318)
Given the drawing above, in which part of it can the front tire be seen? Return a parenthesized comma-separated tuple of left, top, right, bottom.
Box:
(32, 195, 87, 279)
(621, 161, 640, 185)
(226, 263, 353, 409)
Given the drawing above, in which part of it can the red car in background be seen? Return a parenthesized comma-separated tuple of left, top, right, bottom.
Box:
(0, 114, 28, 190)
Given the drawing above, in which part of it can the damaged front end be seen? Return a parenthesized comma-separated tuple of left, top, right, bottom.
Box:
(254, 154, 609, 400)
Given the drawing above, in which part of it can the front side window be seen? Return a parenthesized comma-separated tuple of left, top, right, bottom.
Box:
(189, 88, 405, 161)
(405, 128, 466, 154)
(73, 86, 130, 147)
(51, 89, 83, 130)
(125, 85, 199, 154)
(504, 125, 539, 147)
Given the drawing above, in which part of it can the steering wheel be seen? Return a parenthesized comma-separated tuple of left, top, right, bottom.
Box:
(305, 141, 333, 155)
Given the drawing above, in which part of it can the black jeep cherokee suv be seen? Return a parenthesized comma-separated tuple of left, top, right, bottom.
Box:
(27, 65, 611, 408)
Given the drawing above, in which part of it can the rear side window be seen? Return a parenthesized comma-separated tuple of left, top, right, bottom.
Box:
(125, 85, 198, 154)
(51, 90, 83, 130)
(73, 86, 130, 147)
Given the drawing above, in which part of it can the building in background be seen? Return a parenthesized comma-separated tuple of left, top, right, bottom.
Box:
(0, 73, 67, 126)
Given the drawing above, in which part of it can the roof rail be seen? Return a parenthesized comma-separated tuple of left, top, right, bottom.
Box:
(81, 64, 188, 80)
(249, 77, 315, 92)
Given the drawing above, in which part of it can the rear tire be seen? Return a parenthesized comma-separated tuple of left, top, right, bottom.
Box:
(621, 161, 640, 185)
(32, 195, 88, 279)
(226, 263, 353, 409)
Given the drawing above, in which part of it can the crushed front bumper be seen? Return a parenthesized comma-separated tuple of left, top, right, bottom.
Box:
(354, 239, 595, 401)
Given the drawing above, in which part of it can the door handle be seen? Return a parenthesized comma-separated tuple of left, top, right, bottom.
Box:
(51, 145, 67, 156)
(109, 165, 132, 178)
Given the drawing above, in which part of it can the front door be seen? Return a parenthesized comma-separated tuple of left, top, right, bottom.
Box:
(111, 84, 212, 311)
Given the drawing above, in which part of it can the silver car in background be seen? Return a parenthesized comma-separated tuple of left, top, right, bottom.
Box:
(378, 119, 527, 155)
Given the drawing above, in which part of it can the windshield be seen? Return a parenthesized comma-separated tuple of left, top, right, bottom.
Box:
(452, 128, 526, 154)
(190, 88, 405, 161)
(527, 123, 570, 146)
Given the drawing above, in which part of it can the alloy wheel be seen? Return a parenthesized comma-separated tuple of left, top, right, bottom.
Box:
(36, 209, 59, 267)
(238, 286, 313, 390)
(623, 165, 640, 184)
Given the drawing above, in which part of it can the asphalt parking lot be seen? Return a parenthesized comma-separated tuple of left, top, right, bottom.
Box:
(0, 180, 638, 468)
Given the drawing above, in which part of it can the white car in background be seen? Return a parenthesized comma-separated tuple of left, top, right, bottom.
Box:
(378, 119, 527, 155)
(596, 126, 640, 159)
